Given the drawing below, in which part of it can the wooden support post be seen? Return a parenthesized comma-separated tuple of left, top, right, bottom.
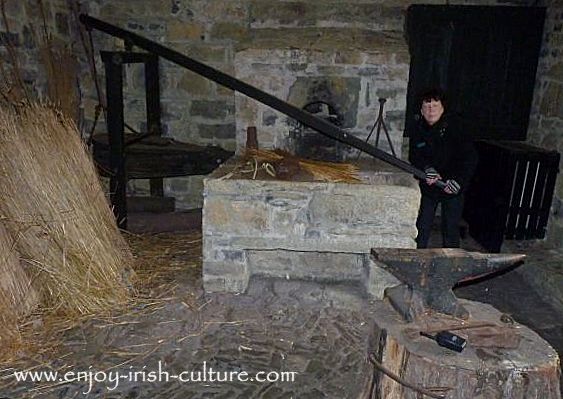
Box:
(102, 52, 127, 229)
(145, 54, 164, 198)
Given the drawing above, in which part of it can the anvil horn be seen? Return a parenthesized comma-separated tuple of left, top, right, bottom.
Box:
(486, 253, 527, 265)
(459, 253, 526, 283)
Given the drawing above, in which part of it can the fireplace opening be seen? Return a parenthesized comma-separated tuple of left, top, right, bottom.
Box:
(289, 101, 345, 162)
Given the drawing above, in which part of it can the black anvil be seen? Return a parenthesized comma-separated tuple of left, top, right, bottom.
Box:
(371, 248, 526, 321)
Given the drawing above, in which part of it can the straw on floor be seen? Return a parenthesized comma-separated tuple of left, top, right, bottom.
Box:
(0, 103, 134, 318)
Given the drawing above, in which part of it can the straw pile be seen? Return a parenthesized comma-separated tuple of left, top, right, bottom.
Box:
(0, 220, 39, 348)
(0, 103, 133, 317)
(39, 43, 80, 123)
(244, 148, 361, 183)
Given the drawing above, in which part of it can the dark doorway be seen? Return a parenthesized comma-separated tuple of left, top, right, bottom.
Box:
(405, 5, 546, 141)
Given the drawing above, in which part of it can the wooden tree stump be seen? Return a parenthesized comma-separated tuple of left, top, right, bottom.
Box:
(366, 299, 561, 399)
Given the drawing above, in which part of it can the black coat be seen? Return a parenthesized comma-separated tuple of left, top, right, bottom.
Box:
(408, 115, 478, 198)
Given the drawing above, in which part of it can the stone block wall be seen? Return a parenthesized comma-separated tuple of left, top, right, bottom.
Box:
(234, 40, 409, 159)
(90, 0, 246, 209)
(2, 0, 560, 216)
(0, 0, 84, 102)
(528, 1, 563, 248)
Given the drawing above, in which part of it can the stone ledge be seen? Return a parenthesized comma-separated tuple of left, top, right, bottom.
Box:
(236, 28, 408, 54)
(204, 235, 416, 254)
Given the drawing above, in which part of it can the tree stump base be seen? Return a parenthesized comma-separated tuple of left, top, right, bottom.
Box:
(366, 299, 561, 399)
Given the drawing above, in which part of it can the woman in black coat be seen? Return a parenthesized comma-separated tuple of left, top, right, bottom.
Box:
(408, 88, 478, 248)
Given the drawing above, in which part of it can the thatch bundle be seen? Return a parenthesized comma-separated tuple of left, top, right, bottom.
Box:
(244, 148, 361, 183)
(0, 103, 133, 317)
(39, 43, 80, 123)
(0, 220, 39, 346)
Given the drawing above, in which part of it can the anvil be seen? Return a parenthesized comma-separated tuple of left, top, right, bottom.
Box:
(371, 248, 526, 321)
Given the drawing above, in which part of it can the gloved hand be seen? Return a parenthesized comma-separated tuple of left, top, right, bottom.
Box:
(444, 179, 461, 195)
(424, 167, 441, 185)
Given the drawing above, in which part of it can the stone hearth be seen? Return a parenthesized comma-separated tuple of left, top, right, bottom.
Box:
(233, 28, 410, 159)
(202, 159, 418, 295)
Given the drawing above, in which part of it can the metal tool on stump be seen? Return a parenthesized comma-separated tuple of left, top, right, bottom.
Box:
(371, 248, 526, 321)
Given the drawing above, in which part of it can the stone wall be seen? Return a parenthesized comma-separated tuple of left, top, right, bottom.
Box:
(528, 1, 563, 248)
(234, 36, 409, 159)
(0, 0, 83, 102)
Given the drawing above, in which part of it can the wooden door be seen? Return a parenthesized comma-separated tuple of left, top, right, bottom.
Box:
(405, 5, 546, 141)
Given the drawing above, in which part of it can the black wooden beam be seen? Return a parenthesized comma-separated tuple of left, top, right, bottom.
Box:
(144, 54, 164, 197)
(81, 14, 433, 183)
(101, 52, 127, 229)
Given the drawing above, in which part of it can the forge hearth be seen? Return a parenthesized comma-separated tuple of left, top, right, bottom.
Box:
(290, 100, 344, 162)
(202, 158, 418, 295)
(234, 29, 409, 159)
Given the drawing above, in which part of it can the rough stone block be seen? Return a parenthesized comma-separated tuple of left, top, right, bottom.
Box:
(315, 66, 346, 76)
(546, 62, 563, 79)
(178, 71, 214, 95)
(203, 197, 270, 235)
(198, 123, 236, 140)
(540, 82, 563, 118)
(250, 1, 313, 26)
(248, 1, 403, 31)
(203, 274, 249, 293)
(210, 23, 249, 41)
(308, 185, 419, 233)
(167, 21, 205, 41)
(202, 1, 248, 22)
(203, 260, 247, 277)
(185, 44, 226, 63)
(334, 51, 363, 65)
(191, 100, 233, 119)
(216, 83, 235, 97)
(365, 257, 401, 300)
(247, 250, 365, 282)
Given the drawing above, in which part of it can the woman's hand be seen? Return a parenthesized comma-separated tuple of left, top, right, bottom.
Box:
(424, 167, 441, 186)
(444, 179, 461, 194)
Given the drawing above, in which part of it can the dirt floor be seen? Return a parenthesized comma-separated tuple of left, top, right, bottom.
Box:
(1, 215, 562, 398)
(0, 227, 376, 398)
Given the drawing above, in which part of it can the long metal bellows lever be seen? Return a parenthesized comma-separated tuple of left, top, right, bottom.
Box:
(79, 14, 428, 181)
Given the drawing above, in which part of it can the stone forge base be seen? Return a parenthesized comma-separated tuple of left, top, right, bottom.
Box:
(202, 158, 419, 295)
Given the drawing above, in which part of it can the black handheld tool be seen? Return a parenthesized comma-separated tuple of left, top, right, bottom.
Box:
(420, 331, 467, 353)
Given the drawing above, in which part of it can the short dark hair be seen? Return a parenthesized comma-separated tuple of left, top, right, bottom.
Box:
(419, 87, 446, 109)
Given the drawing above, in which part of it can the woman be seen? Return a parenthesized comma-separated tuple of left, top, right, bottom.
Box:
(408, 88, 478, 248)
